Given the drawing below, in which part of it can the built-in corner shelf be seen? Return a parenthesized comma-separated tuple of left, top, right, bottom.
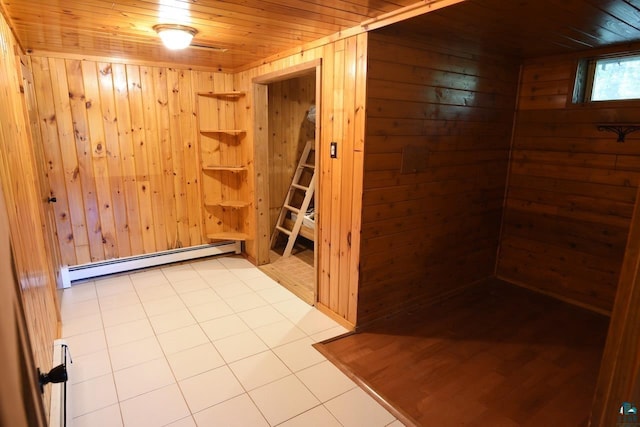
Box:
(202, 165, 247, 173)
(206, 231, 249, 241)
(200, 129, 246, 135)
(197, 91, 245, 98)
(197, 90, 248, 244)
(205, 200, 250, 209)
(597, 123, 640, 143)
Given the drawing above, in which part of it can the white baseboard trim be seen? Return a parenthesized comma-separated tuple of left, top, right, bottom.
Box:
(59, 241, 241, 288)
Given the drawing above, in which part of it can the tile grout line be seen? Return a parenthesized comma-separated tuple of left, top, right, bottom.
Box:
(63, 257, 394, 426)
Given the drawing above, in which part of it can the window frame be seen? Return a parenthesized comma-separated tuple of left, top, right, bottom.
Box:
(572, 52, 640, 104)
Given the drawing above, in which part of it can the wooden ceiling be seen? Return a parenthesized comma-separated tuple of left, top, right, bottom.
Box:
(379, 0, 640, 59)
(0, 0, 417, 70)
(1, 0, 640, 71)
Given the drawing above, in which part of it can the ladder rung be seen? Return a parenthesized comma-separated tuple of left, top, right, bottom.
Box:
(284, 204, 300, 214)
(275, 225, 291, 235)
(271, 138, 316, 257)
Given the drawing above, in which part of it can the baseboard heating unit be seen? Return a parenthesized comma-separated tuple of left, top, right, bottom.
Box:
(59, 241, 241, 288)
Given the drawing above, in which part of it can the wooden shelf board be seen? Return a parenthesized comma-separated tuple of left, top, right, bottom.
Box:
(203, 165, 247, 172)
(206, 232, 249, 241)
(197, 91, 245, 97)
(205, 200, 250, 208)
(200, 129, 246, 134)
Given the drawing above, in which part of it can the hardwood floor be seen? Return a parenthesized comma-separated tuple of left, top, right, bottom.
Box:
(259, 243, 315, 304)
(315, 279, 609, 426)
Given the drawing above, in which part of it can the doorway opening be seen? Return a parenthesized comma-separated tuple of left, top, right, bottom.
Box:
(252, 60, 321, 304)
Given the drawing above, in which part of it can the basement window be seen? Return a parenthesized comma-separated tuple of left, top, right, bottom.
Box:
(573, 54, 640, 103)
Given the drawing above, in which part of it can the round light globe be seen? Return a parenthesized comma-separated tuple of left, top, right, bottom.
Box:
(154, 25, 197, 50)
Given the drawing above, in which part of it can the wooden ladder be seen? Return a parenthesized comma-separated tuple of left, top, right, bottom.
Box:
(270, 139, 315, 257)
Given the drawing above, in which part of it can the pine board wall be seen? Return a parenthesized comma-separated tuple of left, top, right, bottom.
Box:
(236, 32, 367, 325)
(28, 56, 229, 266)
(0, 12, 59, 421)
(497, 49, 640, 314)
(357, 31, 520, 324)
(26, 33, 366, 326)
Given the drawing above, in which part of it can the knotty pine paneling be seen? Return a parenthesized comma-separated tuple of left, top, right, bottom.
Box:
(2, 0, 418, 70)
(23, 57, 65, 286)
(5, 0, 640, 71)
(236, 32, 367, 326)
(29, 56, 231, 265)
(0, 184, 47, 426)
(0, 13, 59, 421)
(267, 75, 316, 231)
(497, 52, 640, 313)
(358, 32, 520, 325)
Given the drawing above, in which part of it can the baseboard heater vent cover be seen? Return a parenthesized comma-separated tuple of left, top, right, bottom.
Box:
(59, 241, 241, 288)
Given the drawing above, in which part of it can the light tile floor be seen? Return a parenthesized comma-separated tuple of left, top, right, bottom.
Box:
(60, 256, 405, 427)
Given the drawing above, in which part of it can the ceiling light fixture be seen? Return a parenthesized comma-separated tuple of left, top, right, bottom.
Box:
(153, 24, 198, 50)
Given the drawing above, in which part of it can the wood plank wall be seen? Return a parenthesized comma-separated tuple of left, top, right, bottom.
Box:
(236, 32, 368, 326)
(357, 31, 520, 325)
(268, 75, 316, 231)
(22, 55, 65, 288)
(0, 12, 59, 420)
(497, 50, 640, 314)
(0, 183, 47, 426)
(591, 178, 640, 427)
(28, 56, 229, 266)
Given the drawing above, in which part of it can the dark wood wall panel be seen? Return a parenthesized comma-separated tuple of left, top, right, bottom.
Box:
(497, 54, 640, 313)
(358, 32, 519, 325)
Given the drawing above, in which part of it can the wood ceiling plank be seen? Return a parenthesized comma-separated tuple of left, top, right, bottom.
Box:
(7, 15, 316, 50)
(77, 0, 359, 29)
(380, 0, 640, 60)
(462, 0, 608, 48)
(4, 0, 640, 70)
(6, 2, 339, 37)
(593, 1, 640, 29)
